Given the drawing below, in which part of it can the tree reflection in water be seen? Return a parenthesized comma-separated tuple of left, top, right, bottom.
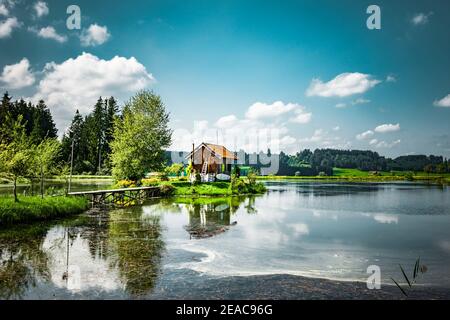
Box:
(0, 224, 51, 299)
(176, 196, 257, 239)
(106, 208, 164, 297)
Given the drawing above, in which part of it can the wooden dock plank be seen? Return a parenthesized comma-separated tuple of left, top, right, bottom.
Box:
(68, 186, 159, 196)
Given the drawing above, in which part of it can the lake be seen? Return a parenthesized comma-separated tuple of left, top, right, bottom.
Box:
(1, 181, 450, 299)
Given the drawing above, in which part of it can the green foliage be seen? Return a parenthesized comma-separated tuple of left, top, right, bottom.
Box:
(229, 177, 266, 195)
(159, 184, 175, 196)
(0, 115, 34, 202)
(114, 180, 137, 189)
(166, 163, 184, 177)
(186, 161, 193, 177)
(404, 171, 414, 181)
(0, 196, 89, 226)
(111, 91, 172, 181)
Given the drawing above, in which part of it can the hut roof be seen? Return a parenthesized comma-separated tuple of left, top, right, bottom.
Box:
(186, 142, 238, 160)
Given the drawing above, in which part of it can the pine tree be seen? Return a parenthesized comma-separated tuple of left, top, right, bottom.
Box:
(61, 110, 85, 172)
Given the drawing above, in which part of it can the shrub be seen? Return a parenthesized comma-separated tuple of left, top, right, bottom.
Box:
(115, 179, 136, 188)
(159, 184, 175, 196)
(141, 178, 160, 186)
(405, 171, 414, 181)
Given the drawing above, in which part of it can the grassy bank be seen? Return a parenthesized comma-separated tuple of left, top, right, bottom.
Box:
(0, 196, 89, 227)
(255, 168, 450, 184)
(140, 179, 267, 196)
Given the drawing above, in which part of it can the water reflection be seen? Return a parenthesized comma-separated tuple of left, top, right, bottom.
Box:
(0, 206, 165, 299)
(0, 224, 50, 299)
(174, 197, 252, 239)
(1, 182, 450, 299)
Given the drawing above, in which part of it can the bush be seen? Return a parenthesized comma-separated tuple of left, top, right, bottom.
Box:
(194, 172, 201, 185)
(141, 178, 160, 186)
(405, 171, 414, 181)
(115, 179, 136, 188)
(159, 184, 175, 196)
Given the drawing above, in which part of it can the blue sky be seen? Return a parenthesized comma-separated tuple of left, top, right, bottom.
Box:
(0, 0, 449, 157)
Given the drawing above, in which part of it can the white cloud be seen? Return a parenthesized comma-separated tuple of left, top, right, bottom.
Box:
(0, 58, 35, 89)
(215, 114, 238, 128)
(245, 101, 297, 119)
(0, 4, 9, 16)
(386, 75, 396, 82)
(80, 24, 110, 46)
(335, 103, 347, 108)
(0, 17, 19, 38)
(369, 139, 378, 145)
(411, 12, 433, 26)
(290, 107, 312, 124)
(375, 139, 401, 148)
(434, 94, 450, 108)
(333, 126, 340, 131)
(306, 72, 381, 97)
(34, 1, 49, 18)
(356, 130, 374, 140)
(375, 123, 400, 133)
(30, 52, 155, 133)
(33, 26, 67, 43)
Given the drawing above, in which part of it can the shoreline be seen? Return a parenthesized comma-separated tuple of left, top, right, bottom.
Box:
(148, 272, 450, 300)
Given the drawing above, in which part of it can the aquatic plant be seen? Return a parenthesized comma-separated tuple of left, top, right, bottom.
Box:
(391, 257, 428, 297)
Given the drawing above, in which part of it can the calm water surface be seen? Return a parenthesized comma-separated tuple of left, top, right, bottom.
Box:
(1, 181, 449, 299)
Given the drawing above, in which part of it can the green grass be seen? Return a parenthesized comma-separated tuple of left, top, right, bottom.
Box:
(49, 175, 113, 180)
(146, 180, 266, 196)
(255, 168, 450, 184)
(0, 196, 89, 227)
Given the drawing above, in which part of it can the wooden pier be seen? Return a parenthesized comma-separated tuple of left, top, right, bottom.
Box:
(68, 186, 161, 207)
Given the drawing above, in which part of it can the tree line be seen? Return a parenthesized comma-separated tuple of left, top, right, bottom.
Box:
(274, 149, 449, 175)
(0, 90, 172, 201)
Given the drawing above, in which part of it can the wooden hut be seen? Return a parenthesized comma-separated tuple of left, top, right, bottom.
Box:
(186, 142, 238, 181)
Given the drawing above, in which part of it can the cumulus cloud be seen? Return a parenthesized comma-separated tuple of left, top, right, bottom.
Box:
(375, 123, 400, 133)
(356, 130, 374, 140)
(0, 17, 19, 38)
(30, 52, 155, 133)
(245, 101, 297, 119)
(0, 4, 9, 16)
(171, 100, 311, 154)
(411, 12, 433, 26)
(32, 26, 67, 43)
(33, 1, 49, 18)
(80, 24, 110, 46)
(434, 94, 450, 107)
(290, 107, 312, 124)
(0, 58, 35, 89)
(306, 72, 381, 98)
(172, 117, 296, 154)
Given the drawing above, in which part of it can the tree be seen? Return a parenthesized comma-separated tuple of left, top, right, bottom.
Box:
(61, 110, 85, 169)
(30, 100, 57, 144)
(0, 115, 34, 202)
(30, 139, 61, 198)
(111, 91, 172, 181)
(167, 163, 184, 177)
